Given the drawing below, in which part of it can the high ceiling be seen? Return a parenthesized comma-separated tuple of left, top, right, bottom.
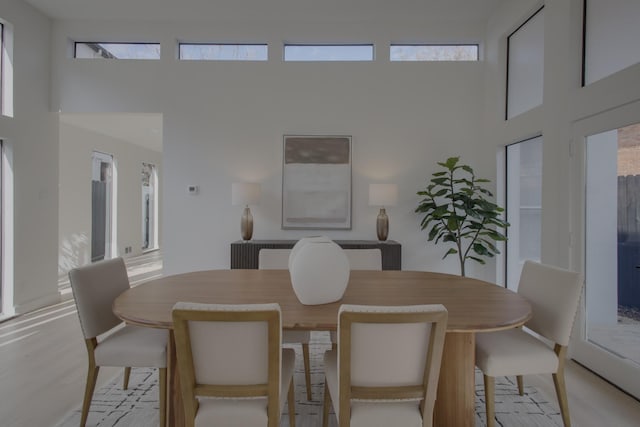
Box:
(24, 0, 502, 23)
(33, 0, 501, 153)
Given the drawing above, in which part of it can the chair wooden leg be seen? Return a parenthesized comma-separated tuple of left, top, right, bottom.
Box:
(288, 379, 296, 427)
(516, 375, 524, 396)
(553, 371, 571, 427)
(302, 343, 312, 401)
(80, 364, 99, 427)
(322, 379, 331, 427)
(159, 367, 167, 427)
(123, 367, 131, 390)
(483, 374, 495, 427)
(553, 345, 571, 427)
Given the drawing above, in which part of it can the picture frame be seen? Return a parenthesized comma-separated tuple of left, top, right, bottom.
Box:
(282, 135, 352, 229)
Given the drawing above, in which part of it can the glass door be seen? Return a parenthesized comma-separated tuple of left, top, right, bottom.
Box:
(574, 122, 640, 399)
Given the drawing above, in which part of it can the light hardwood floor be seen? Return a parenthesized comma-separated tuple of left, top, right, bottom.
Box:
(0, 252, 163, 427)
(1, 252, 639, 427)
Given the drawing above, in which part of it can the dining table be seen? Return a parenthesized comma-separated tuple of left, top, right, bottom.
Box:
(113, 268, 532, 427)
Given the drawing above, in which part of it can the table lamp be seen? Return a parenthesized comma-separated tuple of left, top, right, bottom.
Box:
(369, 183, 398, 241)
(232, 182, 261, 241)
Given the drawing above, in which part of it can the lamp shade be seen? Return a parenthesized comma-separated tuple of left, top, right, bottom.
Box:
(231, 182, 261, 206)
(369, 183, 398, 207)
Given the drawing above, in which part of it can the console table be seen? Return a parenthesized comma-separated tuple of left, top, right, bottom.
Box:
(231, 240, 401, 270)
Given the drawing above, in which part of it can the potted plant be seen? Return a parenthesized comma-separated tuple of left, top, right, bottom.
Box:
(415, 157, 509, 276)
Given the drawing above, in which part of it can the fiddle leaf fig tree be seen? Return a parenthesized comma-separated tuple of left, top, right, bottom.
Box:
(415, 157, 509, 276)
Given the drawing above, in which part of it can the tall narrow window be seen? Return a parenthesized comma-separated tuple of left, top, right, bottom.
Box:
(0, 22, 4, 113)
(141, 163, 158, 250)
(505, 136, 543, 290)
(91, 152, 114, 262)
(506, 7, 545, 119)
(583, 0, 640, 85)
(0, 140, 3, 314)
(0, 19, 13, 117)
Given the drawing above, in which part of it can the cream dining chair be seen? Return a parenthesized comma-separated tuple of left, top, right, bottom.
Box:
(258, 248, 314, 401)
(343, 248, 382, 270)
(329, 248, 382, 345)
(475, 260, 583, 427)
(68, 257, 168, 427)
(322, 304, 448, 427)
(172, 302, 296, 427)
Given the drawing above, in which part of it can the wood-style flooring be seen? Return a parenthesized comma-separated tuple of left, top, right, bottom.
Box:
(1, 251, 639, 427)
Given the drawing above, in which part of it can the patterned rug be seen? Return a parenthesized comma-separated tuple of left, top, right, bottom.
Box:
(55, 332, 562, 427)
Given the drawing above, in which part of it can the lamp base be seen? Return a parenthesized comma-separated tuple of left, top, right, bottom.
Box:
(376, 208, 389, 241)
(241, 206, 253, 241)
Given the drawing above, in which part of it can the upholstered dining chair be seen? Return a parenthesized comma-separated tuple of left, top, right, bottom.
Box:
(329, 249, 382, 345)
(343, 248, 382, 270)
(68, 257, 168, 427)
(258, 248, 314, 401)
(172, 302, 296, 427)
(475, 260, 583, 427)
(322, 304, 448, 427)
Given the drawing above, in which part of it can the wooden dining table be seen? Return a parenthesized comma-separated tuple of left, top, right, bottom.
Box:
(113, 269, 532, 427)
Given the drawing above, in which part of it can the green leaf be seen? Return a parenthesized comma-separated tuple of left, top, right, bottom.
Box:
(444, 157, 460, 170)
(431, 177, 448, 186)
(472, 243, 490, 256)
(428, 225, 441, 241)
(443, 248, 458, 259)
(461, 165, 474, 174)
(433, 205, 450, 218)
(443, 233, 457, 243)
(480, 239, 499, 254)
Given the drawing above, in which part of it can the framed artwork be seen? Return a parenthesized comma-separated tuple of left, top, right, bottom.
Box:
(282, 135, 352, 229)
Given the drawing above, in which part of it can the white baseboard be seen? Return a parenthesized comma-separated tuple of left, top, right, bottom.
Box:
(13, 292, 61, 316)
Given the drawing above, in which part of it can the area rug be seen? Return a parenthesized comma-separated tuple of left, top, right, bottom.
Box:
(55, 332, 562, 427)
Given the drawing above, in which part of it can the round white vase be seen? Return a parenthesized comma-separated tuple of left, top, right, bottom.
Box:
(288, 237, 350, 305)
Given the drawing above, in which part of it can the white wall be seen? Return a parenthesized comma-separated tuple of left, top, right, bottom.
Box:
(0, 0, 58, 315)
(51, 18, 498, 279)
(58, 121, 162, 275)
